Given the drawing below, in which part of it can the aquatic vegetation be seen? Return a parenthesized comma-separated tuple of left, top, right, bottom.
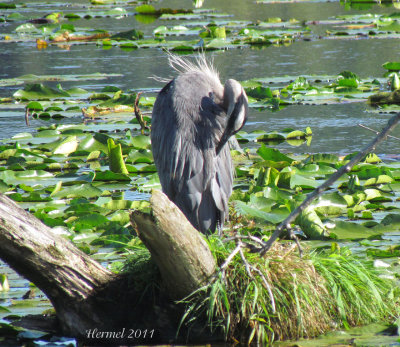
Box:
(2, 1, 400, 51)
(180, 239, 399, 344)
(0, 68, 398, 254)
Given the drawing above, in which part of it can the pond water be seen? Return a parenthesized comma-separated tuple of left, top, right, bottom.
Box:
(1, 0, 400, 345)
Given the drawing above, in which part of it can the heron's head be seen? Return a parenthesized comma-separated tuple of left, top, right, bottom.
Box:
(216, 79, 248, 155)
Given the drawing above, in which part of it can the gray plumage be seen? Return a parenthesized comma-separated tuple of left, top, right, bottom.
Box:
(151, 54, 248, 234)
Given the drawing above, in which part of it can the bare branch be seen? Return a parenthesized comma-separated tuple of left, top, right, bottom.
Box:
(25, 108, 30, 126)
(222, 234, 266, 246)
(220, 243, 242, 271)
(238, 243, 276, 313)
(134, 92, 148, 134)
(358, 123, 400, 141)
(260, 113, 400, 256)
(289, 230, 303, 258)
(239, 244, 254, 279)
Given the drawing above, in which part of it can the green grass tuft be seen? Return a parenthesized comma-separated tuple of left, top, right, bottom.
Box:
(179, 237, 400, 345)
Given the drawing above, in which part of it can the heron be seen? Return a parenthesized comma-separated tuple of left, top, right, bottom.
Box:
(151, 54, 248, 234)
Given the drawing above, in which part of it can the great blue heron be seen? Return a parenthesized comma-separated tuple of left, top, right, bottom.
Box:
(151, 54, 248, 234)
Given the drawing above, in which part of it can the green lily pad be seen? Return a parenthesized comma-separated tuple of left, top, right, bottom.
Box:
(257, 145, 294, 163)
(14, 84, 70, 100)
(382, 61, 400, 71)
(328, 220, 381, 239)
(234, 200, 289, 224)
(296, 206, 326, 239)
(52, 183, 103, 199)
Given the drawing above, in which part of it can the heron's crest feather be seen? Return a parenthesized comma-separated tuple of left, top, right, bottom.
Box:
(169, 53, 219, 79)
(151, 53, 220, 86)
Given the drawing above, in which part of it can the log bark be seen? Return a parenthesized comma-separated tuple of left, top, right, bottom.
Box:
(0, 193, 118, 336)
(130, 189, 216, 300)
(0, 190, 218, 343)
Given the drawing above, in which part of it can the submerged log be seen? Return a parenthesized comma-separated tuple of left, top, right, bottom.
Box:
(0, 191, 218, 343)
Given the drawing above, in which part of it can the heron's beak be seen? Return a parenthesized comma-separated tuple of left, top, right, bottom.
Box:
(226, 103, 235, 118)
(217, 91, 248, 155)
(216, 129, 231, 155)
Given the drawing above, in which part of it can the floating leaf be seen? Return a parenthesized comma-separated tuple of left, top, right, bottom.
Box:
(296, 207, 326, 239)
(131, 135, 151, 149)
(52, 183, 103, 199)
(0, 3, 16, 9)
(94, 170, 130, 182)
(257, 145, 294, 163)
(367, 246, 400, 258)
(53, 136, 78, 155)
(234, 200, 289, 224)
(71, 213, 109, 230)
(382, 61, 400, 71)
(26, 101, 43, 111)
(364, 175, 393, 186)
(290, 173, 319, 189)
(328, 220, 380, 239)
(111, 29, 144, 40)
(135, 5, 156, 14)
(14, 84, 70, 100)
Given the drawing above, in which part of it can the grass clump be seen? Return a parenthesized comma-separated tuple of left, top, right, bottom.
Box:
(180, 237, 399, 345)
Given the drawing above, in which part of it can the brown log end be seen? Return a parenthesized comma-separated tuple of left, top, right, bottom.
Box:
(130, 189, 216, 300)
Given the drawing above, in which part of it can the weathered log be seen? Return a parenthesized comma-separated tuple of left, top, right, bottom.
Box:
(0, 190, 219, 343)
(0, 193, 118, 336)
(130, 189, 216, 300)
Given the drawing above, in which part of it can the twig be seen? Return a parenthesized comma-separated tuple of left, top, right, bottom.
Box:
(25, 108, 30, 126)
(134, 92, 148, 134)
(220, 243, 242, 271)
(214, 238, 277, 314)
(222, 234, 265, 246)
(247, 262, 276, 313)
(239, 243, 253, 279)
(260, 113, 400, 256)
(289, 230, 303, 258)
(358, 123, 400, 141)
(238, 243, 276, 313)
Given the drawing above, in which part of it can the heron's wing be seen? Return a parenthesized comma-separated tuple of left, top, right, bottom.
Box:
(151, 80, 178, 199)
(151, 73, 233, 233)
(151, 79, 205, 218)
(212, 144, 233, 216)
(196, 96, 233, 231)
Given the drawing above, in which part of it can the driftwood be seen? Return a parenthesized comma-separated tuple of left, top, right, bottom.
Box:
(131, 189, 216, 300)
(0, 190, 218, 344)
(0, 193, 116, 336)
